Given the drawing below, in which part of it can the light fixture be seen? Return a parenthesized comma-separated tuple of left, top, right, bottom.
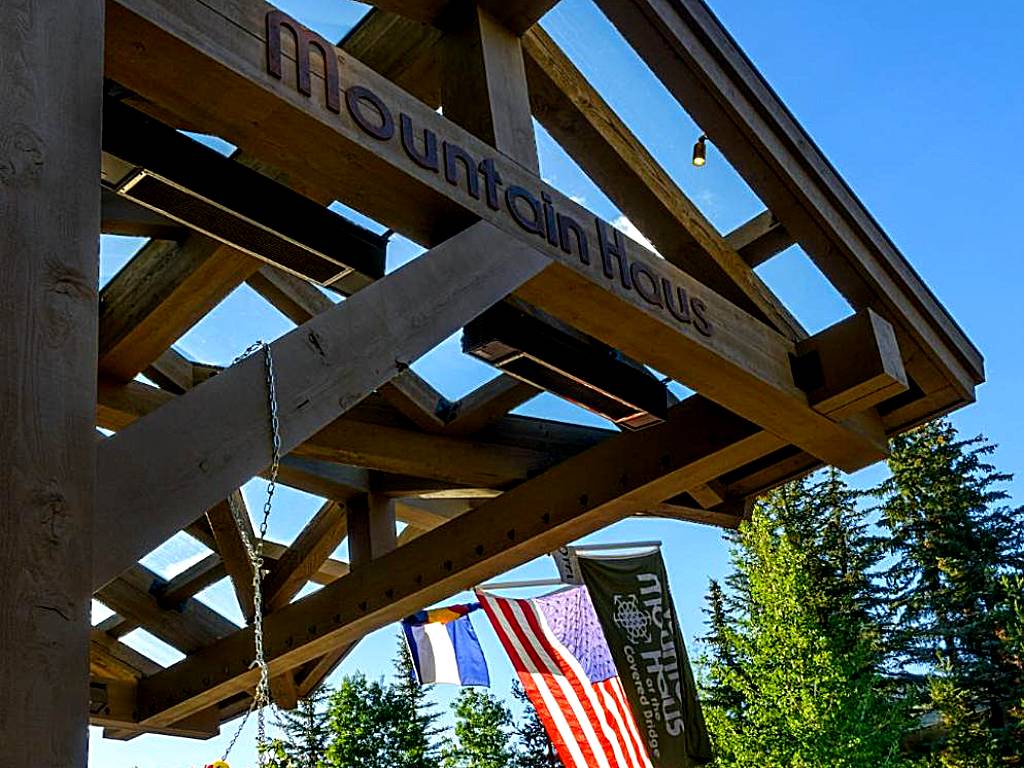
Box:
(692, 134, 708, 167)
(462, 300, 670, 430)
(100, 98, 386, 287)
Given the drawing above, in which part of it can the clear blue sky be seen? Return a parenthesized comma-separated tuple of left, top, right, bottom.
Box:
(91, 1, 1024, 764)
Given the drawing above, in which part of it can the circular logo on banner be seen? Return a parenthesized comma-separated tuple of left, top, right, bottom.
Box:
(612, 594, 652, 645)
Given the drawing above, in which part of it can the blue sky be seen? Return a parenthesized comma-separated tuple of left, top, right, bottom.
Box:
(90, 1, 1024, 765)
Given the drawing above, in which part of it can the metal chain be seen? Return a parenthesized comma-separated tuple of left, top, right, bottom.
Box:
(220, 341, 282, 766)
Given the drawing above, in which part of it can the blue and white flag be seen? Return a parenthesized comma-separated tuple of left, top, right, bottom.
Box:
(401, 603, 490, 686)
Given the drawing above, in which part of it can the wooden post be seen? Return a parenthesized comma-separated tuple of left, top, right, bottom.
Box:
(441, 2, 540, 171)
(0, 1, 103, 766)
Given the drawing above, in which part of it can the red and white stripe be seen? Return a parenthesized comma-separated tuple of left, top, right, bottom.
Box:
(479, 592, 652, 768)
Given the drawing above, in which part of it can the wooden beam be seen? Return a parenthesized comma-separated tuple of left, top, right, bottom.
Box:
(95, 379, 591, 490)
(393, 497, 474, 529)
(133, 395, 781, 725)
(207, 492, 258, 623)
(90, 679, 220, 739)
(246, 262, 335, 322)
(478, 0, 561, 34)
(160, 553, 227, 604)
(104, 0, 891, 471)
(99, 137, 380, 383)
(379, 371, 452, 432)
(93, 221, 549, 589)
(90, 631, 164, 681)
(724, 210, 794, 268)
(263, 501, 348, 612)
(95, 565, 238, 654)
(688, 480, 726, 509)
(296, 418, 552, 487)
(144, 348, 196, 394)
(441, 3, 539, 171)
(0, 2, 102, 765)
(522, 26, 804, 341)
(98, 235, 259, 381)
(296, 642, 357, 698)
(342, 11, 442, 104)
(277, 455, 371, 501)
(96, 553, 228, 639)
(101, 186, 184, 239)
(643, 502, 742, 530)
(247, 259, 455, 433)
(348, 495, 398, 567)
(592, 0, 983, 402)
(354, 1, 558, 34)
(445, 375, 539, 435)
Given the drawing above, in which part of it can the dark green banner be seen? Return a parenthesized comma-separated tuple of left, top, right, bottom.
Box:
(579, 550, 712, 767)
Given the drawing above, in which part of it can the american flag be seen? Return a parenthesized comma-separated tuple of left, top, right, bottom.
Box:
(478, 587, 653, 768)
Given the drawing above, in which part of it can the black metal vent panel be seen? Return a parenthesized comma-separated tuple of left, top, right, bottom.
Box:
(463, 301, 669, 430)
(118, 170, 350, 285)
(101, 98, 387, 287)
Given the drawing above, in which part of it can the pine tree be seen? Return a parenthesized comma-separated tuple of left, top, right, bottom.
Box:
(511, 681, 557, 768)
(392, 636, 443, 768)
(701, 476, 910, 767)
(442, 688, 517, 768)
(268, 688, 332, 768)
(1002, 575, 1024, 759)
(324, 673, 404, 768)
(878, 420, 1024, 764)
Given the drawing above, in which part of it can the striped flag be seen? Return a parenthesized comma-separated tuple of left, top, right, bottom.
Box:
(478, 587, 652, 768)
(402, 603, 490, 686)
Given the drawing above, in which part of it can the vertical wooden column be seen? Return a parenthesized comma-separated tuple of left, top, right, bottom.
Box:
(441, 1, 540, 171)
(347, 495, 398, 568)
(0, 2, 104, 766)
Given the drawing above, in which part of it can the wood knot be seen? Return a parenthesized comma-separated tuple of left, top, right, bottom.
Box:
(0, 123, 45, 187)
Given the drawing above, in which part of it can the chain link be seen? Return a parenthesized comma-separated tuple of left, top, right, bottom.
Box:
(221, 341, 282, 766)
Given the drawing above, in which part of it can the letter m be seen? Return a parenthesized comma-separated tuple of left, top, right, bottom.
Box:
(266, 10, 340, 114)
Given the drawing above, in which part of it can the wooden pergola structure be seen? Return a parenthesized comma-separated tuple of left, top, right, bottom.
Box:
(0, 0, 984, 763)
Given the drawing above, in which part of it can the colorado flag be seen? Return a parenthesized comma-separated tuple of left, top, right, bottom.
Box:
(402, 603, 490, 686)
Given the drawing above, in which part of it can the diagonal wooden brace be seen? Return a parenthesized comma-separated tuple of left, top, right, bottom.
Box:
(92, 221, 549, 589)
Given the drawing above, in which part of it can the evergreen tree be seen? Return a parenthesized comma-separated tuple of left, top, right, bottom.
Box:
(443, 688, 517, 768)
(324, 673, 405, 768)
(878, 420, 1024, 764)
(267, 688, 332, 768)
(1002, 575, 1024, 758)
(701, 476, 910, 767)
(511, 681, 557, 768)
(392, 636, 444, 767)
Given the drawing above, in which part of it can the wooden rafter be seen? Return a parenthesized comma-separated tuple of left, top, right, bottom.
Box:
(355, 0, 560, 34)
(725, 210, 794, 268)
(99, 235, 259, 382)
(95, 379, 604, 488)
(207, 492, 258, 623)
(95, 565, 238, 654)
(592, 0, 983, 404)
(262, 500, 348, 612)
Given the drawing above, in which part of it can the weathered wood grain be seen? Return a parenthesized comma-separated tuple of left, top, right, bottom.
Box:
(0, 2, 103, 766)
